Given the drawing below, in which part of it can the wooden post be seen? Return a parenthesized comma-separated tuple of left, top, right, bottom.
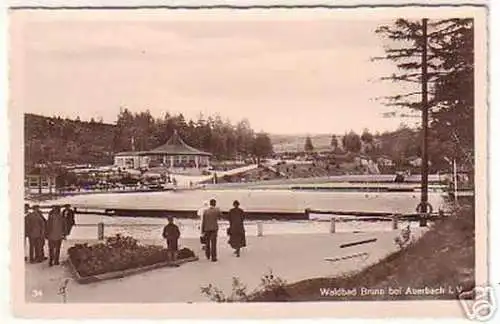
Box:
(330, 217, 336, 233)
(97, 222, 105, 240)
(453, 159, 458, 202)
(48, 176, 53, 195)
(257, 221, 263, 237)
(392, 215, 399, 230)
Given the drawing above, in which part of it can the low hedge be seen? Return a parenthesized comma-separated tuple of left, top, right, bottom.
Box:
(68, 234, 195, 277)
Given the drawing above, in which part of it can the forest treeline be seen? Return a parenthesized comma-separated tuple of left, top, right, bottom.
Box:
(25, 111, 443, 173)
(24, 110, 273, 170)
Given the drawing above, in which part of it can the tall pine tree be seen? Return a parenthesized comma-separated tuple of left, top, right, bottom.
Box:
(374, 18, 474, 168)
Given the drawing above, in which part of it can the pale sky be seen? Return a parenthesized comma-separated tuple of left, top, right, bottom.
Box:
(9, 9, 419, 135)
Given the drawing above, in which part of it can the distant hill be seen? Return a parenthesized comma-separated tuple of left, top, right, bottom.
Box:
(269, 134, 335, 153)
(25, 113, 117, 169)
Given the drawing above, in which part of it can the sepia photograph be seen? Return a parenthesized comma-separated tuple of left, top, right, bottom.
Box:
(8, 0, 491, 319)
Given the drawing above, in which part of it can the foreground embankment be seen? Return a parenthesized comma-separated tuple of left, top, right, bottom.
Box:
(250, 201, 475, 301)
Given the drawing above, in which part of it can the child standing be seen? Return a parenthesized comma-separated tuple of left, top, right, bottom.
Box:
(162, 216, 180, 262)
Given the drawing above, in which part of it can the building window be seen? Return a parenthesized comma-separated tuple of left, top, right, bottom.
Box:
(174, 156, 182, 167)
(29, 177, 39, 188)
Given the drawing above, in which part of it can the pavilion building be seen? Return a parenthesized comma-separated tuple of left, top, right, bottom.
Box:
(114, 130, 212, 171)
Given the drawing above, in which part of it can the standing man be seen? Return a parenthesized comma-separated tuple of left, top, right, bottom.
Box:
(24, 204, 30, 261)
(46, 206, 67, 266)
(202, 199, 221, 262)
(162, 216, 181, 262)
(25, 205, 46, 263)
(62, 204, 75, 236)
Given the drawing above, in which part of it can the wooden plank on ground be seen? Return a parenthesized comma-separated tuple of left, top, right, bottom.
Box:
(340, 238, 377, 249)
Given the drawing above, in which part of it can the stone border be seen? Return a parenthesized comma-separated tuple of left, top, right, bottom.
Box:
(66, 256, 199, 284)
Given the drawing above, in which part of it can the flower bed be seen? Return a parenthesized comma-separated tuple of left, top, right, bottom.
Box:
(67, 234, 197, 283)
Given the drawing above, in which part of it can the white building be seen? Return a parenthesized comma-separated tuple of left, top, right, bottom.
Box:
(114, 130, 212, 171)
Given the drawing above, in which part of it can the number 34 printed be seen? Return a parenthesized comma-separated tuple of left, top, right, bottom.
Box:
(31, 289, 43, 298)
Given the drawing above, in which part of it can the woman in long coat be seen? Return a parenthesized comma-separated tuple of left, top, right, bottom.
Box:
(227, 200, 246, 257)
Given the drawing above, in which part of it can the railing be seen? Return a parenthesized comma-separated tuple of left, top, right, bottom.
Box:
(71, 213, 426, 241)
(73, 221, 320, 240)
(32, 205, 445, 227)
(74, 222, 267, 240)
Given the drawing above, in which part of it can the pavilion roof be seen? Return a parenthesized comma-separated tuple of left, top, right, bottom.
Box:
(116, 130, 212, 156)
(151, 130, 212, 156)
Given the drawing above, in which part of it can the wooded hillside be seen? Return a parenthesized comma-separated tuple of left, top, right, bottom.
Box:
(24, 111, 273, 169)
(25, 114, 116, 168)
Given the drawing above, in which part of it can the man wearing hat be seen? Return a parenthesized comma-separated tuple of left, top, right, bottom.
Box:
(25, 205, 47, 263)
(47, 205, 67, 266)
(24, 204, 30, 261)
(201, 199, 222, 262)
(162, 216, 181, 262)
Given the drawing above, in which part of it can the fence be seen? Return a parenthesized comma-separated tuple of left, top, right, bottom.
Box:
(33, 205, 443, 222)
(72, 214, 421, 241)
(33, 205, 442, 240)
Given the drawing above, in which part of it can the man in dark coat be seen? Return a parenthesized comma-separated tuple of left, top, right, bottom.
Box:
(46, 206, 67, 266)
(162, 216, 181, 262)
(62, 204, 75, 236)
(24, 204, 30, 261)
(25, 205, 47, 263)
(202, 199, 221, 262)
(227, 200, 246, 257)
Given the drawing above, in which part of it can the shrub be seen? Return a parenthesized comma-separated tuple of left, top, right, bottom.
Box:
(68, 234, 195, 277)
(178, 247, 195, 259)
(394, 225, 413, 249)
(200, 270, 288, 302)
(200, 277, 249, 302)
(254, 270, 289, 301)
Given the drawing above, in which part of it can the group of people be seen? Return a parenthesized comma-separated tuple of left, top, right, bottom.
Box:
(25, 199, 245, 266)
(198, 199, 247, 261)
(24, 203, 76, 266)
(162, 199, 247, 263)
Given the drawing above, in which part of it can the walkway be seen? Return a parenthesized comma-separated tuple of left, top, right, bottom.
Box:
(169, 164, 260, 187)
(215, 164, 260, 177)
